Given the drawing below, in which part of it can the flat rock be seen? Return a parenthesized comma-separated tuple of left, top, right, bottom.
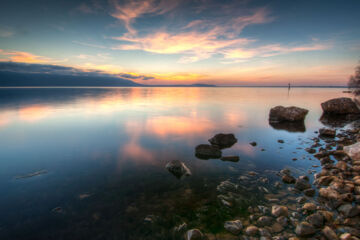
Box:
(195, 144, 222, 159)
(165, 160, 191, 179)
(269, 106, 309, 123)
(208, 133, 237, 149)
(321, 97, 360, 115)
(220, 156, 239, 162)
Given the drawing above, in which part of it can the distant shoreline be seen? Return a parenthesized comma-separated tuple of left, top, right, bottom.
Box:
(0, 85, 349, 88)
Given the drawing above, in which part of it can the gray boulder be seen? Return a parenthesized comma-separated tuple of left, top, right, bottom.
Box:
(224, 220, 243, 235)
(269, 106, 309, 123)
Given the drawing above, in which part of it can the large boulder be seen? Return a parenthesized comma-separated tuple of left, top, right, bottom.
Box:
(208, 133, 237, 149)
(269, 106, 309, 123)
(195, 144, 222, 159)
(165, 160, 191, 179)
(321, 97, 360, 115)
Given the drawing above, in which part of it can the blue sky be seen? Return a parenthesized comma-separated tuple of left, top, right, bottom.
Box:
(0, 0, 359, 85)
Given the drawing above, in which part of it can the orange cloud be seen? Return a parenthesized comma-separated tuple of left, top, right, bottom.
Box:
(0, 49, 52, 64)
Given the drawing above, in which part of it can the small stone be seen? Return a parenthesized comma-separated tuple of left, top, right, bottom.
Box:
(295, 178, 311, 191)
(306, 212, 324, 228)
(195, 144, 222, 159)
(166, 160, 191, 179)
(304, 188, 316, 197)
(257, 216, 273, 227)
(278, 139, 285, 143)
(245, 225, 259, 236)
(185, 229, 204, 240)
(338, 204, 360, 218)
(272, 205, 288, 217)
(282, 175, 296, 184)
(302, 203, 317, 212)
(224, 220, 243, 235)
(319, 128, 336, 138)
(208, 133, 237, 149)
(295, 222, 316, 237)
(322, 226, 338, 240)
(250, 141, 257, 146)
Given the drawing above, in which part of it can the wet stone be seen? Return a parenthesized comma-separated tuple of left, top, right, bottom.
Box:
(195, 144, 222, 159)
(185, 229, 204, 240)
(224, 220, 243, 235)
(208, 133, 237, 149)
(295, 222, 316, 237)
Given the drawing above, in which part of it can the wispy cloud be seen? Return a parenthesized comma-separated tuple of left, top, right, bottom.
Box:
(110, 0, 178, 34)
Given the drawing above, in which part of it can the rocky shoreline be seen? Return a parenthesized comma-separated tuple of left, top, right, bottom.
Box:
(175, 97, 360, 240)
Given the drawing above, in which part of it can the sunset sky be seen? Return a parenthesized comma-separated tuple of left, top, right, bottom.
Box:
(0, 0, 359, 86)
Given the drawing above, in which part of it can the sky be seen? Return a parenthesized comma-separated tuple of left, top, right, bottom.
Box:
(0, 0, 359, 86)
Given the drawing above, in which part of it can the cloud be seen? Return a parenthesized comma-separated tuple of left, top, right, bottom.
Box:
(222, 42, 331, 62)
(0, 61, 154, 81)
(110, 0, 179, 34)
(111, 4, 270, 63)
(0, 50, 53, 63)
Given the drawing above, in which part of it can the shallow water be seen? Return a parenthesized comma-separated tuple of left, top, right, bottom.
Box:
(0, 87, 349, 239)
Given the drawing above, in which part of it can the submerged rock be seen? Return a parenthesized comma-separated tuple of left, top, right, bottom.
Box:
(322, 226, 338, 240)
(165, 160, 191, 179)
(321, 97, 360, 115)
(220, 156, 239, 162)
(15, 169, 48, 179)
(224, 220, 243, 235)
(195, 144, 222, 159)
(272, 205, 288, 217)
(269, 106, 309, 123)
(208, 133, 237, 149)
(185, 229, 203, 240)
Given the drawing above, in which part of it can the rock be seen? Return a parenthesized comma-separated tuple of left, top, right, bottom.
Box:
(185, 229, 203, 240)
(344, 142, 360, 161)
(278, 139, 284, 143)
(272, 205, 288, 217)
(319, 128, 336, 138)
(294, 178, 311, 191)
(245, 225, 258, 236)
(322, 226, 338, 240)
(165, 160, 191, 179)
(338, 204, 360, 218)
(174, 222, 187, 232)
(269, 106, 309, 123)
(208, 133, 237, 149)
(217, 180, 237, 193)
(144, 215, 158, 223)
(306, 212, 324, 228)
(282, 175, 296, 184)
(220, 156, 240, 162)
(304, 188, 316, 197)
(224, 220, 243, 235)
(340, 233, 352, 240)
(271, 222, 284, 233)
(250, 141, 257, 146)
(295, 222, 316, 237)
(257, 216, 273, 227)
(195, 144, 221, 159)
(321, 98, 360, 115)
(302, 203, 317, 212)
(319, 187, 340, 200)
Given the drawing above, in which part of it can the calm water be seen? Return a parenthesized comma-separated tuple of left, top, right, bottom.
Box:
(0, 87, 349, 239)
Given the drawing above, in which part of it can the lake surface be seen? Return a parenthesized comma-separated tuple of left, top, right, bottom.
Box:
(0, 87, 349, 239)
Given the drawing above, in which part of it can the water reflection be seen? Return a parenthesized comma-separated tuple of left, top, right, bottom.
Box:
(0, 87, 350, 240)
